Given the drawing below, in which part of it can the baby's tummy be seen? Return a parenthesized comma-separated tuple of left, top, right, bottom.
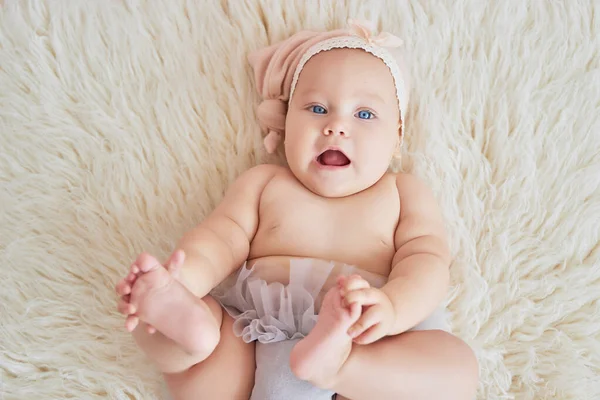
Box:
(245, 255, 388, 295)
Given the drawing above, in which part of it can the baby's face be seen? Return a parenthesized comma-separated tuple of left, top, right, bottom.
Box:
(285, 48, 401, 198)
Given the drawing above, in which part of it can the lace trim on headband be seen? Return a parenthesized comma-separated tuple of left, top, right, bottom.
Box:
(288, 36, 406, 123)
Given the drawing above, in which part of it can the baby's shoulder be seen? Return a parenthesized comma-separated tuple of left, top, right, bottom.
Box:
(232, 163, 295, 194)
(223, 163, 285, 197)
(391, 172, 439, 208)
(246, 164, 299, 183)
(236, 163, 288, 184)
(392, 172, 430, 191)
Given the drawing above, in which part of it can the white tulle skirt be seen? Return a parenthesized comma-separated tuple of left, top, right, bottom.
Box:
(210, 258, 450, 344)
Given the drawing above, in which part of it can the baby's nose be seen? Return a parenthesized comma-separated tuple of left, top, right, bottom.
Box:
(324, 128, 346, 136)
(323, 121, 350, 137)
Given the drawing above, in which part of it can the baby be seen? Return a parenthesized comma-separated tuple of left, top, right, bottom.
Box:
(116, 20, 478, 400)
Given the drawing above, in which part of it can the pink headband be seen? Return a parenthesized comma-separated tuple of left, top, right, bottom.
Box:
(248, 19, 410, 153)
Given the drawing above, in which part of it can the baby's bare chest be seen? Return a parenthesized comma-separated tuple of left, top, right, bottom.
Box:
(249, 176, 400, 271)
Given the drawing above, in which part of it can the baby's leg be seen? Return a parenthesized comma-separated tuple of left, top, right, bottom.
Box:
(117, 254, 255, 399)
(331, 331, 478, 400)
(162, 297, 255, 400)
(132, 295, 255, 399)
(128, 293, 220, 374)
(290, 283, 478, 400)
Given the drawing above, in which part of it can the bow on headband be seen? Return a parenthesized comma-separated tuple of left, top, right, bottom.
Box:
(348, 19, 404, 48)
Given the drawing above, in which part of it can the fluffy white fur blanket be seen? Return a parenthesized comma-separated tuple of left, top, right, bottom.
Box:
(1, 1, 599, 399)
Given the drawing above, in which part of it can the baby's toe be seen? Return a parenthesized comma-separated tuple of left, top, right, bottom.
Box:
(128, 264, 139, 276)
(116, 280, 131, 296)
(117, 299, 135, 315)
(135, 252, 162, 273)
(125, 315, 140, 332)
(126, 272, 138, 284)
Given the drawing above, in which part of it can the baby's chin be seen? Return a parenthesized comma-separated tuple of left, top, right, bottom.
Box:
(285, 156, 389, 197)
(298, 171, 379, 198)
(308, 184, 359, 198)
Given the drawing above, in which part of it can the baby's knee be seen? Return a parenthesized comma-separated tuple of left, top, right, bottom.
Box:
(150, 335, 220, 374)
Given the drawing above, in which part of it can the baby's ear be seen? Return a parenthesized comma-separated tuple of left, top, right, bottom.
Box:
(396, 119, 404, 153)
(393, 137, 403, 161)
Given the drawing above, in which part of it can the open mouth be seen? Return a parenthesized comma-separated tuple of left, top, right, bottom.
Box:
(317, 149, 351, 167)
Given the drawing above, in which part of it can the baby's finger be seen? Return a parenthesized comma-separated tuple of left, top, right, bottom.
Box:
(125, 315, 140, 332)
(347, 306, 381, 339)
(147, 325, 157, 334)
(166, 249, 186, 277)
(349, 301, 362, 320)
(353, 322, 386, 345)
(117, 299, 136, 315)
(343, 288, 380, 307)
(341, 275, 370, 295)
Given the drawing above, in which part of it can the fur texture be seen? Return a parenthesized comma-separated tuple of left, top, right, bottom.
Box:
(1, 1, 599, 399)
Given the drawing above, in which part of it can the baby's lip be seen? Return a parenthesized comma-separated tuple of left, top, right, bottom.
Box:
(316, 146, 351, 167)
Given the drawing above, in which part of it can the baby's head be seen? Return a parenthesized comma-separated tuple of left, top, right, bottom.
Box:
(249, 20, 410, 197)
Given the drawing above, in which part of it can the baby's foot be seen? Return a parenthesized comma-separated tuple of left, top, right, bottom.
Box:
(289, 276, 360, 389)
(116, 252, 219, 355)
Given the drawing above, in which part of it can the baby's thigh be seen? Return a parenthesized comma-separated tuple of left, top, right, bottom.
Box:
(164, 301, 255, 400)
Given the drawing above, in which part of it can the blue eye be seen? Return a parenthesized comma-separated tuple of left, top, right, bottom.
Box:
(356, 110, 374, 119)
(311, 105, 327, 114)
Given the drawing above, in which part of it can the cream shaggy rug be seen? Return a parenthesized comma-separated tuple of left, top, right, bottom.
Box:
(1, 1, 599, 399)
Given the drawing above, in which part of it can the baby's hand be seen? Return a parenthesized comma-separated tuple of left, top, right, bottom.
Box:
(339, 275, 396, 345)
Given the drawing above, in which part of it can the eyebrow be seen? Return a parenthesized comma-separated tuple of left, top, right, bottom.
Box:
(360, 92, 386, 105)
(293, 89, 323, 100)
(294, 89, 387, 105)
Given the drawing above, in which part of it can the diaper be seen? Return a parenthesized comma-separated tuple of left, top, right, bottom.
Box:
(210, 258, 451, 400)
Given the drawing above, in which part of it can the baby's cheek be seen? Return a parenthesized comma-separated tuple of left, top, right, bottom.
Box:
(361, 138, 389, 159)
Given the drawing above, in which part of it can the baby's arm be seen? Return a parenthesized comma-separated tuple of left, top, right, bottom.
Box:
(174, 164, 279, 297)
(381, 173, 451, 334)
